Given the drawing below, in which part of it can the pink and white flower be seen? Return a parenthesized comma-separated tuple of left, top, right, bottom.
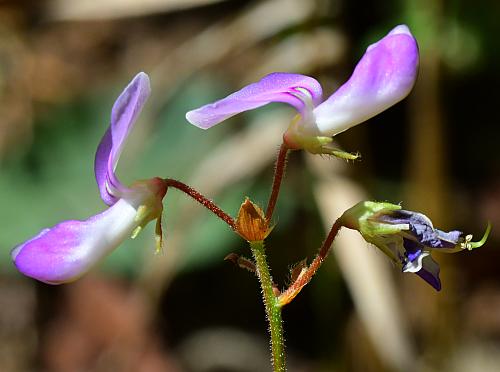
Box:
(186, 25, 419, 154)
(12, 72, 167, 284)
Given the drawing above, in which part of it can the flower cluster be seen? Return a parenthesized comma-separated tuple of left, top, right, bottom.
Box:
(11, 25, 488, 292)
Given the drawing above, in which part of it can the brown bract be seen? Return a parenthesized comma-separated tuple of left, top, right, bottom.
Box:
(235, 198, 273, 242)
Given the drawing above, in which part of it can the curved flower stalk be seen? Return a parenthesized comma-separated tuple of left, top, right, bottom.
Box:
(341, 201, 491, 291)
(186, 25, 419, 155)
(12, 72, 168, 284)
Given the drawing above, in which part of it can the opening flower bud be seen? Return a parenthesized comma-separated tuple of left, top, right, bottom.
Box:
(235, 198, 273, 242)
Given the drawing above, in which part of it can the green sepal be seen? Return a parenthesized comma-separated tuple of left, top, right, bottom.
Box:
(327, 148, 361, 161)
(366, 235, 402, 265)
(288, 132, 360, 160)
(340, 201, 408, 266)
(298, 135, 333, 154)
(284, 114, 361, 160)
(154, 216, 164, 254)
(341, 201, 403, 233)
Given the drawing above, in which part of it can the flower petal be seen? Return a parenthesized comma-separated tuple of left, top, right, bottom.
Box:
(185, 72, 322, 129)
(381, 209, 463, 249)
(402, 249, 429, 273)
(415, 255, 441, 291)
(94, 72, 151, 206)
(313, 25, 419, 136)
(400, 239, 441, 290)
(12, 199, 140, 284)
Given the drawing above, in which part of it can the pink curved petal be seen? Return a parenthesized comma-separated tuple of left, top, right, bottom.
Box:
(94, 72, 151, 206)
(313, 25, 419, 136)
(12, 199, 141, 284)
(186, 72, 323, 129)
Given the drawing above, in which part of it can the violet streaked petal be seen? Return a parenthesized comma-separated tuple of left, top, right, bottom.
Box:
(406, 217, 462, 249)
(415, 255, 441, 291)
(12, 198, 140, 284)
(313, 24, 419, 136)
(382, 209, 463, 249)
(435, 229, 463, 245)
(402, 249, 428, 273)
(400, 246, 441, 291)
(186, 72, 323, 129)
(94, 72, 151, 206)
(406, 248, 423, 264)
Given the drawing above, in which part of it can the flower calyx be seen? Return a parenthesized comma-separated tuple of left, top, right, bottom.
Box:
(283, 114, 360, 160)
(128, 177, 168, 253)
(235, 198, 273, 242)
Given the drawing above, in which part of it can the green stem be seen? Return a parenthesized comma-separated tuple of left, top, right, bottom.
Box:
(250, 241, 285, 372)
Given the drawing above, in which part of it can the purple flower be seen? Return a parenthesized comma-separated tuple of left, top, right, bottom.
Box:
(377, 210, 464, 291)
(186, 25, 419, 154)
(342, 201, 490, 291)
(12, 72, 167, 284)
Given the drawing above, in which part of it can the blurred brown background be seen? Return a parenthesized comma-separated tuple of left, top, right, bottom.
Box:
(1, 0, 500, 371)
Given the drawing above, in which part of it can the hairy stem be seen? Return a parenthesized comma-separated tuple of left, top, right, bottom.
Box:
(163, 178, 236, 230)
(279, 219, 343, 306)
(250, 241, 286, 372)
(266, 143, 290, 222)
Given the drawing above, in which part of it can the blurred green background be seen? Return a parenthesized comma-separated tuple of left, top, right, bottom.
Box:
(1, 0, 500, 371)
